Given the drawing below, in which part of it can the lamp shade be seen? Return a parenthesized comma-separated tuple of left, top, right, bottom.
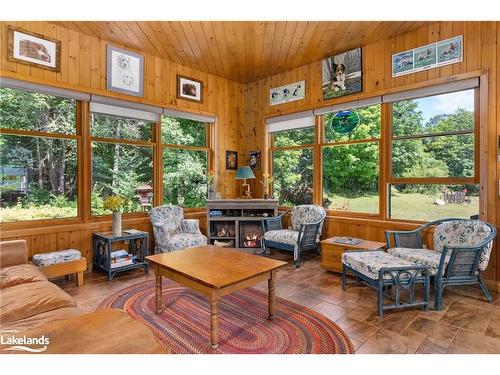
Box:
(235, 166, 256, 180)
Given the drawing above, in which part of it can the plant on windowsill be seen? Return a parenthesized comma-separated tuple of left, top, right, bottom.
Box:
(207, 170, 216, 200)
(103, 195, 125, 236)
(260, 173, 274, 199)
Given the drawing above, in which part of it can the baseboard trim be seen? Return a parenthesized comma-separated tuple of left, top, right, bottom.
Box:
(485, 279, 500, 293)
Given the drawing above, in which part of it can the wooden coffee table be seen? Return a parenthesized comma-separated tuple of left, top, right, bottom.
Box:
(146, 245, 287, 349)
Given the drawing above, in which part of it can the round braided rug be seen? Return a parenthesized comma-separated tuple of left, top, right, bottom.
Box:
(98, 279, 354, 354)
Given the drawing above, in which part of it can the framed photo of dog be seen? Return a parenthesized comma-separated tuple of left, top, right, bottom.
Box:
(177, 75, 203, 103)
(107, 45, 144, 97)
(322, 47, 362, 100)
(7, 26, 60, 71)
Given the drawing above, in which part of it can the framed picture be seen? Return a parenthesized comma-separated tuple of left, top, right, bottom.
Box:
(392, 50, 414, 77)
(437, 35, 463, 66)
(414, 43, 437, 71)
(177, 75, 203, 103)
(226, 150, 238, 170)
(7, 26, 60, 71)
(248, 151, 261, 170)
(107, 45, 144, 97)
(322, 47, 362, 100)
(269, 80, 305, 106)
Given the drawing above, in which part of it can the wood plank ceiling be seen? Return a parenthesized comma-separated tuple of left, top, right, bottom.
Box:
(50, 21, 427, 83)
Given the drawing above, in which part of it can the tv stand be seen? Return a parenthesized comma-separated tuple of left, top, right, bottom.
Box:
(206, 199, 278, 249)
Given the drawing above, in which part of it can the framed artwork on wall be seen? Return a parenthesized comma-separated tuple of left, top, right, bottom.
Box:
(177, 75, 203, 103)
(7, 26, 60, 71)
(226, 150, 238, 170)
(248, 151, 261, 170)
(322, 47, 362, 100)
(269, 80, 305, 106)
(107, 44, 144, 97)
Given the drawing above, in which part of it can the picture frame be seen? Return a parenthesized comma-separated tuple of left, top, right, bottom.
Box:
(107, 44, 144, 97)
(248, 151, 261, 170)
(7, 26, 60, 72)
(322, 47, 362, 100)
(177, 75, 203, 103)
(436, 35, 463, 66)
(226, 150, 238, 170)
(392, 50, 414, 77)
(269, 80, 305, 106)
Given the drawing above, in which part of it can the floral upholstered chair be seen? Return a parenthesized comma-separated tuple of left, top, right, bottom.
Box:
(385, 218, 496, 310)
(261, 205, 326, 268)
(149, 205, 207, 253)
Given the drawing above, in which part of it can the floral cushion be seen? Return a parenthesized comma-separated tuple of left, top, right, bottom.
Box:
(433, 220, 493, 271)
(168, 234, 207, 252)
(177, 219, 203, 236)
(290, 205, 326, 233)
(149, 205, 184, 236)
(32, 249, 81, 268)
(263, 229, 299, 246)
(342, 251, 419, 280)
(387, 247, 450, 276)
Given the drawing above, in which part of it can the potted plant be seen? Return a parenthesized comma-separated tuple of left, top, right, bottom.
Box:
(103, 195, 125, 236)
(207, 170, 216, 200)
(260, 173, 274, 199)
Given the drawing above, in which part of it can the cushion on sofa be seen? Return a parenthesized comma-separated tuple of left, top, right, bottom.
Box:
(264, 229, 299, 246)
(0, 281, 76, 324)
(32, 249, 81, 267)
(0, 263, 47, 289)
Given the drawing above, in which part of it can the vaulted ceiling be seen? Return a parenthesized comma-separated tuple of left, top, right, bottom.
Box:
(50, 21, 427, 83)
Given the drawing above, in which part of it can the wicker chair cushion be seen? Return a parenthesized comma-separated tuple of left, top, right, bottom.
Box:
(342, 251, 417, 280)
(263, 229, 299, 246)
(387, 247, 450, 276)
(290, 205, 325, 231)
(32, 249, 81, 268)
(433, 220, 493, 271)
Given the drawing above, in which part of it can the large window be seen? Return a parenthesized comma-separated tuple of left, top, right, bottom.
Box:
(389, 89, 478, 221)
(322, 105, 381, 213)
(162, 116, 209, 208)
(0, 88, 78, 222)
(90, 113, 154, 215)
(271, 125, 314, 206)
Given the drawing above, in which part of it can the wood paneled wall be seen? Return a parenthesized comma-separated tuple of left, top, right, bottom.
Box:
(0, 21, 241, 266)
(242, 21, 500, 287)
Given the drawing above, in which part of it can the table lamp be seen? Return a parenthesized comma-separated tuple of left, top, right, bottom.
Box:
(235, 166, 256, 198)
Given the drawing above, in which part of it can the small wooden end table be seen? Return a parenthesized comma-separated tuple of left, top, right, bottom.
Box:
(320, 237, 386, 274)
(146, 245, 287, 349)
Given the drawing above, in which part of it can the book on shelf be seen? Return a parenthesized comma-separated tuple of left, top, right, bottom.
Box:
(330, 237, 363, 245)
(110, 259, 134, 268)
(110, 249, 133, 264)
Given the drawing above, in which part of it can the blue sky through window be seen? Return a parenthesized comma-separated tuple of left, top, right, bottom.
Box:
(415, 89, 474, 124)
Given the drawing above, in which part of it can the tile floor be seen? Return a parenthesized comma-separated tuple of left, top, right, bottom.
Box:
(56, 250, 500, 354)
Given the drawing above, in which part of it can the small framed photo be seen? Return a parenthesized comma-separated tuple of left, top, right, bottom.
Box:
(107, 44, 144, 97)
(7, 26, 60, 71)
(177, 75, 203, 103)
(322, 47, 362, 100)
(392, 50, 414, 77)
(226, 150, 238, 170)
(436, 35, 463, 66)
(414, 43, 437, 71)
(248, 151, 261, 170)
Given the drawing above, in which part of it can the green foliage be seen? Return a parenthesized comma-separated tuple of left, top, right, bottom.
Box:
(161, 116, 206, 146)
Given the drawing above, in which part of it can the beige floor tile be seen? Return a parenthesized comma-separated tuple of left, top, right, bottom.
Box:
(448, 329, 500, 353)
(441, 301, 492, 333)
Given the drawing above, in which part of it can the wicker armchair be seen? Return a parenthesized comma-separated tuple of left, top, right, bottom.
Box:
(385, 218, 496, 310)
(149, 205, 207, 253)
(261, 205, 326, 268)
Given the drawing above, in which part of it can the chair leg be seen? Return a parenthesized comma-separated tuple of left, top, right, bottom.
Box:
(294, 250, 301, 269)
(377, 283, 384, 316)
(341, 264, 347, 291)
(434, 281, 443, 311)
(478, 274, 493, 303)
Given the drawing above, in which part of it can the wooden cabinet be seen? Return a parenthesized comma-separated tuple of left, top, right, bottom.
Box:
(320, 238, 386, 273)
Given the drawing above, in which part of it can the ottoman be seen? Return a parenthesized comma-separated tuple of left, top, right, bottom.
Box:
(32, 249, 87, 287)
(341, 250, 430, 316)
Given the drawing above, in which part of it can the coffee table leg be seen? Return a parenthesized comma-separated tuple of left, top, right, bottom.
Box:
(210, 298, 219, 349)
(155, 267, 163, 314)
(268, 271, 276, 320)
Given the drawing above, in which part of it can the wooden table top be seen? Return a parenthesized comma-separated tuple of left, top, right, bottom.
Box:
(320, 237, 386, 250)
(146, 245, 287, 289)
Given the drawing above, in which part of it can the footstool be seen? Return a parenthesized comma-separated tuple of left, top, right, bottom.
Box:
(341, 250, 430, 316)
(32, 249, 87, 287)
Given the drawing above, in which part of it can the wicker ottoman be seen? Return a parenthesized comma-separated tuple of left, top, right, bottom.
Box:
(32, 249, 87, 287)
(341, 250, 430, 316)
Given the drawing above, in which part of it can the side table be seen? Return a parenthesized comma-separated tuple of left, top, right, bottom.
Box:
(93, 230, 149, 280)
(320, 237, 386, 274)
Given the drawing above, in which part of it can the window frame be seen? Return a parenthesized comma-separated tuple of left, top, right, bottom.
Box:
(0, 91, 83, 227)
(160, 115, 214, 211)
